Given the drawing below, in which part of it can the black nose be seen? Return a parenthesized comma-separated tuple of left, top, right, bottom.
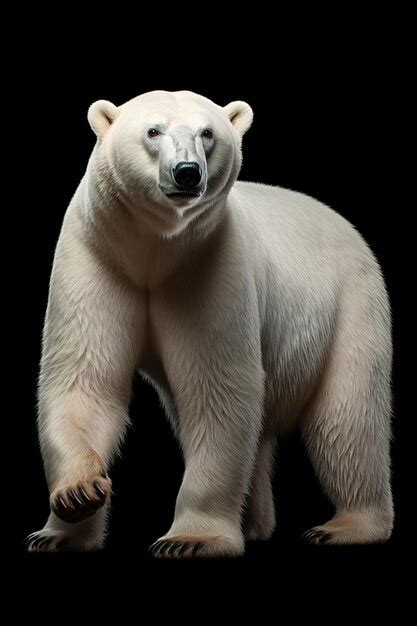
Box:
(173, 161, 202, 189)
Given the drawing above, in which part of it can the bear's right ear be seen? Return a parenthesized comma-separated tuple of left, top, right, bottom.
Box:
(88, 100, 119, 137)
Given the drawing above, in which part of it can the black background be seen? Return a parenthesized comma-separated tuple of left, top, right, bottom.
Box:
(11, 11, 409, 600)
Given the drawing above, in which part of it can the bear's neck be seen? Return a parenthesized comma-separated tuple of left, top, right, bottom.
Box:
(79, 158, 231, 289)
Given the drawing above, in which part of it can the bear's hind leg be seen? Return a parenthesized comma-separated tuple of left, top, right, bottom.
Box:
(243, 436, 276, 541)
(300, 303, 393, 544)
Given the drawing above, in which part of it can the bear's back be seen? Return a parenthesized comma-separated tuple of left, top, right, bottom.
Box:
(231, 180, 374, 278)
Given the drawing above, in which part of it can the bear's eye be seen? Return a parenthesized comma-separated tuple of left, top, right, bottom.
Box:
(147, 128, 160, 138)
(201, 129, 213, 139)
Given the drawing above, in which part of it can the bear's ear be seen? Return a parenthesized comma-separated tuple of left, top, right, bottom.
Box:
(88, 100, 119, 137)
(223, 101, 253, 136)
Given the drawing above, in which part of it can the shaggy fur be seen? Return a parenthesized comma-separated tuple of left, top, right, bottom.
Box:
(27, 91, 393, 556)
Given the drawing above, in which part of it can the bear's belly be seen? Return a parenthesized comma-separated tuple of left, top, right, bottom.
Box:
(260, 286, 338, 431)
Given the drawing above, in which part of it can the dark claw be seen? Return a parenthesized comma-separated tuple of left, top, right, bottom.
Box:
(28, 536, 41, 550)
(29, 538, 40, 550)
(66, 490, 79, 507)
(79, 487, 91, 502)
(31, 535, 52, 551)
(177, 542, 190, 557)
(150, 539, 165, 555)
(94, 482, 106, 497)
(303, 528, 331, 544)
(56, 495, 68, 509)
(149, 540, 159, 553)
(303, 529, 317, 541)
(192, 541, 205, 556)
(54, 496, 62, 509)
(69, 489, 83, 506)
(37, 537, 53, 551)
(159, 541, 171, 556)
(166, 542, 178, 556)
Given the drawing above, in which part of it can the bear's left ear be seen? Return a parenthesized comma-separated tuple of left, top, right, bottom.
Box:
(88, 100, 119, 137)
(224, 101, 253, 136)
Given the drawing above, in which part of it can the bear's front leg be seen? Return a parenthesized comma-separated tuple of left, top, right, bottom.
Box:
(150, 304, 265, 558)
(28, 231, 145, 552)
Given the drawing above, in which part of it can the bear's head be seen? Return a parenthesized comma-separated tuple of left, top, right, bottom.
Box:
(87, 91, 253, 237)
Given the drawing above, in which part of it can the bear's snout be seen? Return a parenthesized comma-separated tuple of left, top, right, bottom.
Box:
(173, 161, 202, 190)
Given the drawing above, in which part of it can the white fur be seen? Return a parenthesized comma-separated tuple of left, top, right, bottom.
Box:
(27, 91, 393, 556)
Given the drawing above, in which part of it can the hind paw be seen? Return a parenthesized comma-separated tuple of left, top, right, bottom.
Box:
(302, 510, 393, 545)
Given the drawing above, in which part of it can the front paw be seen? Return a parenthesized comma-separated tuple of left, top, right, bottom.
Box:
(50, 475, 112, 523)
(150, 533, 244, 559)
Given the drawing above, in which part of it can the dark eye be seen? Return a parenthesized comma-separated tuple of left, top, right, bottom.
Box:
(147, 128, 160, 138)
(202, 129, 213, 139)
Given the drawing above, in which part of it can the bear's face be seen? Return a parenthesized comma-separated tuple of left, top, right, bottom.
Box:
(88, 91, 253, 236)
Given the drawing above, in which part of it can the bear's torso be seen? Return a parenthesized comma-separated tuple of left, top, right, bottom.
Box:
(56, 179, 378, 432)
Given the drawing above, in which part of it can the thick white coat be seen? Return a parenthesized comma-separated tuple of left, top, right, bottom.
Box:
(28, 91, 393, 555)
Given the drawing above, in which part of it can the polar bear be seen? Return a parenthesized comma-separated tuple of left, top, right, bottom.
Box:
(27, 90, 393, 556)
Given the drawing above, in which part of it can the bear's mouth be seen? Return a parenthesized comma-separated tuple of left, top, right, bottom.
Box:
(165, 191, 201, 202)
